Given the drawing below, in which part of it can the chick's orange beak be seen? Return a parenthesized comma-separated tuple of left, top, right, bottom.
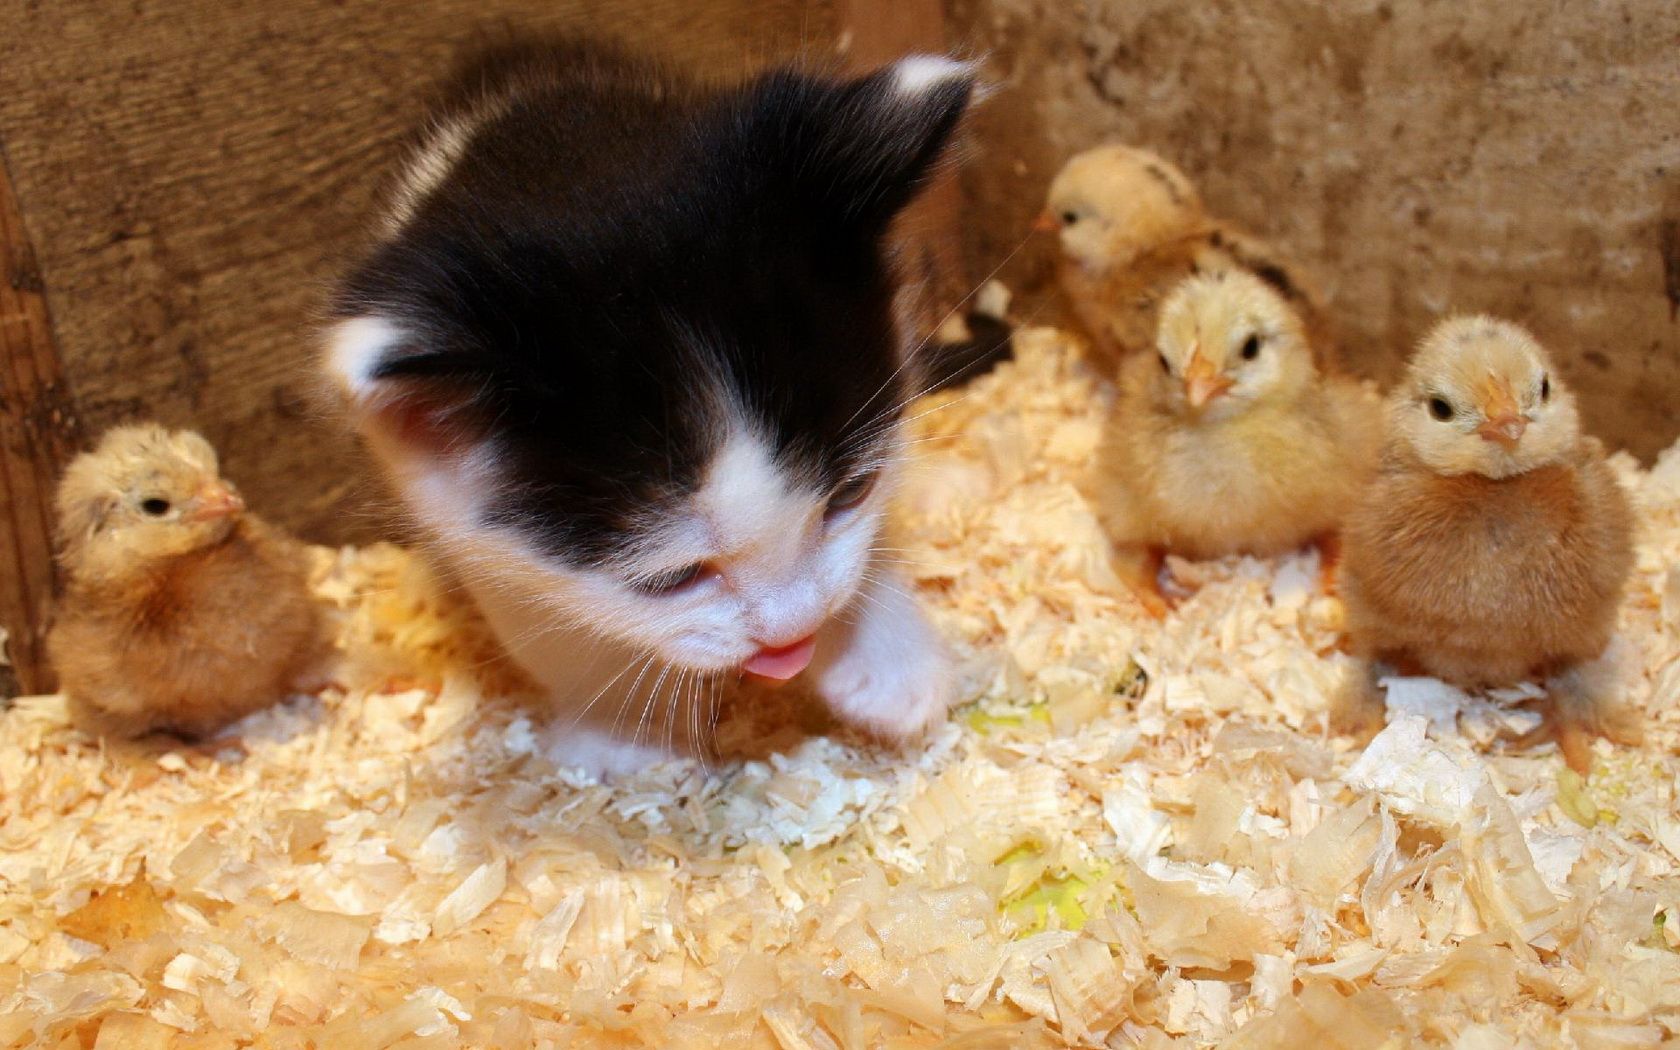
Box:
(1477, 415, 1527, 450)
(1475, 379, 1527, 450)
(1183, 350, 1234, 409)
(1031, 210, 1061, 235)
(186, 482, 245, 522)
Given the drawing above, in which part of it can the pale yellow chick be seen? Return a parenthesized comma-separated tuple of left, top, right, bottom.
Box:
(48, 425, 331, 740)
(1039, 144, 1331, 373)
(1091, 270, 1381, 614)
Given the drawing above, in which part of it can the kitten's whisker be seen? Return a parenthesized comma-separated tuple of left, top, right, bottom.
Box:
(899, 385, 991, 426)
(863, 578, 916, 604)
(696, 673, 718, 775)
(830, 231, 1029, 452)
(849, 586, 894, 617)
(636, 661, 675, 753)
(565, 653, 641, 727)
(901, 232, 1031, 367)
(611, 654, 661, 742)
(830, 230, 1027, 446)
(568, 651, 653, 734)
(857, 566, 918, 604)
(866, 547, 934, 564)
(868, 547, 927, 561)
(657, 668, 685, 760)
(686, 672, 700, 763)
(678, 668, 703, 765)
(862, 374, 993, 444)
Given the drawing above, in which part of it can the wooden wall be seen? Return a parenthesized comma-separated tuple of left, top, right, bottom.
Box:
(0, 0, 955, 696)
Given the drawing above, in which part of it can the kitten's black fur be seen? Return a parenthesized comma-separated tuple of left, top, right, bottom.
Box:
(334, 37, 973, 566)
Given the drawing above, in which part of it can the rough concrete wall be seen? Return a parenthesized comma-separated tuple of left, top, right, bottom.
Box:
(950, 0, 1680, 459)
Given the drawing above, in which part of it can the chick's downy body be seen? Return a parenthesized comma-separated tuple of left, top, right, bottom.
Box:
(48, 425, 328, 739)
(1041, 144, 1330, 373)
(1094, 270, 1380, 569)
(1339, 318, 1635, 768)
(1344, 446, 1630, 685)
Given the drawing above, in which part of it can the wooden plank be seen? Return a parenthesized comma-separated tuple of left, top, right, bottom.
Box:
(834, 0, 970, 323)
(0, 145, 81, 697)
(0, 0, 836, 552)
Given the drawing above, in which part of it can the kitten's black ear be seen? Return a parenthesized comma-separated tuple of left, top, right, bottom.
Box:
(753, 56, 976, 237)
(324, 316, 491, 455)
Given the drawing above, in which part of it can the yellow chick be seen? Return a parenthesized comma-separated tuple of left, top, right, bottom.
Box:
(1038, 144, 1331, 373)
(47, 425, 331, 740)
(1091, 269, 1381, 615)
(1337, 318, 1636, 771)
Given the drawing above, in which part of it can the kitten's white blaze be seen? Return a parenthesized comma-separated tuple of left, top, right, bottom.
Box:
(890, 55, 973, 96)
(695, 430, 829, 648)
(384, 117, 477, 234)
(697, 430, 798, 542)
(324, 315, 404, 403)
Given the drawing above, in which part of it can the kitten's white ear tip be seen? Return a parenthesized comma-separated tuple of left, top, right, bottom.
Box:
(324, 315, 403, 403)
(889, 55, 979, 97)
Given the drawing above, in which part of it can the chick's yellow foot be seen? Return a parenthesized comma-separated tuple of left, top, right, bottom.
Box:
(1128, 574, 1177, 620)
(1515, 695, 1642, 776)
(1120, 545, 1175, 621)
(1328, 665, 1386, 745)
(1311, 531, 1343, 594)
(185, 735, 249, 765)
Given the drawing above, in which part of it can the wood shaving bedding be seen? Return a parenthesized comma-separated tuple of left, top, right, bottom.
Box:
(2, 327, 1678, 1048)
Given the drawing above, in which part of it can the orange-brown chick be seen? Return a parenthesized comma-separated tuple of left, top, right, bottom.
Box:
(1038, 144, 1331, 374)
(47, 425, 331, 740)
(1337, 318, 1636, 771)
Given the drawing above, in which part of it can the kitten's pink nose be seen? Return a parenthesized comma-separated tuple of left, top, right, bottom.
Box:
(742, 634, 818, 682)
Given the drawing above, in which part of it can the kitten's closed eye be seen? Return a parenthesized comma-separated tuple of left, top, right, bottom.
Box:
(633, 562, 713, 596)
(825, 470, 878, 519)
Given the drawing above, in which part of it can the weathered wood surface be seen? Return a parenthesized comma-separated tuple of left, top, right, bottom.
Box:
(0, 151, 81, 696)
(0, 0, 837, 545)
(0, 0, 846, 697)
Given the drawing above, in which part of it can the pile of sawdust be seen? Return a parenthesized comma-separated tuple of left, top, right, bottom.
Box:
(3, 328, 1678, 1049)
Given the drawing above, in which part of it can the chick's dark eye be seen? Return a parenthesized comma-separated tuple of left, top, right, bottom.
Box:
(1540, 375, 1550, 401)
(1240, 335, 1261, 361)
(1428, 397, 1455, 422)
(635, 563, 707, 596)
(827, 470, 878, 517)
(141, 498, 171, 516)
(1061, 211, 1079, 225)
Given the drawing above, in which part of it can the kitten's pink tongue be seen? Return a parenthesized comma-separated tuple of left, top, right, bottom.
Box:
(742, 636, 818, 682)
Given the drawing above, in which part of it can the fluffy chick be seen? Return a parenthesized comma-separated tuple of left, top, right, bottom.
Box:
(48, 425, 329, 740)
(1039, 144, 1330, 372)
(1091, 269, 1381, 615)
(1337, 318, 1636, 771)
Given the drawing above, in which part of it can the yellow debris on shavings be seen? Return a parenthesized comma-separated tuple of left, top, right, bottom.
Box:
(3, 327, 1680, 1047)
(56, 872, 170, 949)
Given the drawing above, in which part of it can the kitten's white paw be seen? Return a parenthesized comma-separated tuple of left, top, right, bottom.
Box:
(537, 723, 674, 780)
(816, 637, 954, 740)
(810, 570, 954, 741)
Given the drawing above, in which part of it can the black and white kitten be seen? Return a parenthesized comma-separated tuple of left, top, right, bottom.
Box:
(324, 37, 975, 775)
